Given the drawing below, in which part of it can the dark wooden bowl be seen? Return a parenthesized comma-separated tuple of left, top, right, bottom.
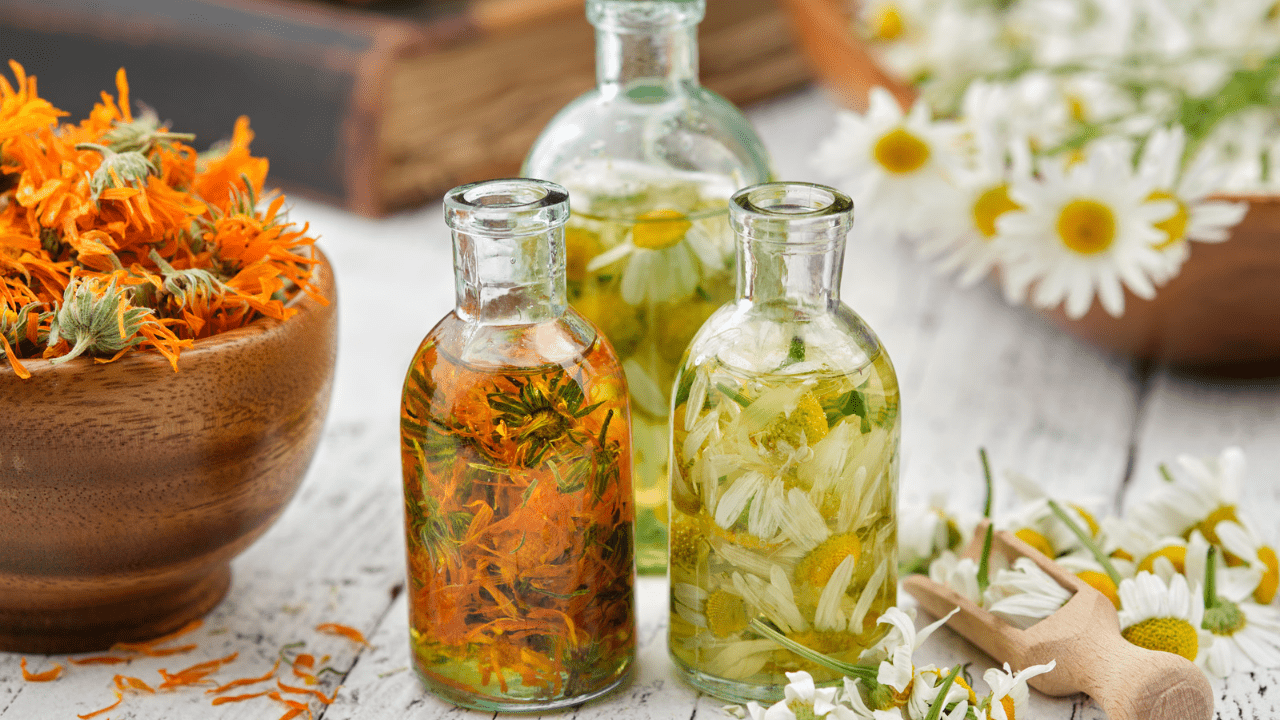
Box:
(0, 250, 338, 653)
(778, 0, 1280, 366)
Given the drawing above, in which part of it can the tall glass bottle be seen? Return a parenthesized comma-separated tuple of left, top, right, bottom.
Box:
(400, 179, 636, 711)
(523, 0, 772, 573)
(667, 183, 900, 703)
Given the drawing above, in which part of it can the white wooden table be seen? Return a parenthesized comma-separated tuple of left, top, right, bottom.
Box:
(2, 86, 1278, 720)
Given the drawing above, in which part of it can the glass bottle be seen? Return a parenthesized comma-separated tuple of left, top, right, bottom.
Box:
(522, 0, 772, 573)
(667, 182, 900, 703)
(400, 179, 636, 711)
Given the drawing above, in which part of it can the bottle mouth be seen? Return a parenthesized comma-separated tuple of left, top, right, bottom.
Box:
(587, 0, 705, 31)
(730, 182, 854, 246)
(445, 178, 570, 237)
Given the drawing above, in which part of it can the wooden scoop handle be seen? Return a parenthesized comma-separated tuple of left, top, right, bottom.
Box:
(1066, 628, 1214, 720)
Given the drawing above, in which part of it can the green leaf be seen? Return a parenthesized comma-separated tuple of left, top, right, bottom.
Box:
(922, 664, 965, 720)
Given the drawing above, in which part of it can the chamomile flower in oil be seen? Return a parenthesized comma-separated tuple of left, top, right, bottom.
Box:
(668, 183, 900, 703)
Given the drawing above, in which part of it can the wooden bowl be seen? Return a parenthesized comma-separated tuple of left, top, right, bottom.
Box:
(778, 0, 1280, 366)
(0, 250, 338, 653)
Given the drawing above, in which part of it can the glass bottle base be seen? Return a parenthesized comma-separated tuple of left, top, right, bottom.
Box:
(670, 651, 793, 705)
(414, 662, 635, 714)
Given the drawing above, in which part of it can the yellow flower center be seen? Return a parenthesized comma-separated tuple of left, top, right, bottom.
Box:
(1067, 95, 1087, 122)
(873, 127, 931, 175)
(1203, 598, 1247, 637)
(1137, 545, 1186, 575)
(705, 589, 750, 638)
(631, 209, 691, 250)
(1077, 570, 1120, 609)
(1056, 199, 1116, 255)
(1148, 190, 1189, 249)
(1015, 528, 1055, 558)
(796, 533, 862, 587)
(563, 226, 601, 282)
(972, 184, 1020, 238)
(1121, 616, 1199, 661)
(786, 699, 821, 720)
(762, 391, 829, 451)
(871, 4, 905, 40)
(668, 516, 702, 569)
(1256, 545, 1279, 605)
(950, 674, 979, 705)
(1111, 548, 1134, 562)
(1194, 505, 1238, 546)
(1001, 695, 1017, 720)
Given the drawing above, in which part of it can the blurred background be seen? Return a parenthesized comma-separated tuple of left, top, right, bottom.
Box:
(1, 0, 813, 217)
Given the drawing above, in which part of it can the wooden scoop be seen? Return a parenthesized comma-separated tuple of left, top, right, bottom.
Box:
(902, 521, 1213, 720)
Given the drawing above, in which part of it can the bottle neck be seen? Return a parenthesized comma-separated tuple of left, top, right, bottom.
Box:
(735, 240, 844, 310)
(591, 1, 701, 94)
(444, 179, 570, 326)
(453, 229, 567, 325)
(729, 182, 854, 311)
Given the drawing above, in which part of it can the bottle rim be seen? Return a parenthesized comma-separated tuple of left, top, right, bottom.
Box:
(587, 0, 705, 31)
(445, 178, 570, 236)
(730, 182, 854, 245)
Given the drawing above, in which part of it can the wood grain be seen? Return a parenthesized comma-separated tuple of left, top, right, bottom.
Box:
(0, 253, 338, 653)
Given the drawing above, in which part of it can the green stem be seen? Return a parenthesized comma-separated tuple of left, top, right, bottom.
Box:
(922, 664, 965, 720)
(716, 383, 751, 408)
(1046, 499, 1123, 587)
(979, 448, 993, 518)
(748, 618, 878, 684)
(1204, 546, 1219, 611)
(1158, 463, 1176, 483)
(977, 524, 994, 594)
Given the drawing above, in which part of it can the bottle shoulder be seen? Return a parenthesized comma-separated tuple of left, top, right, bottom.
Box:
(522, 85, 772, 187)
(684, 300, 897, 385)
(408, 310, 622, 378)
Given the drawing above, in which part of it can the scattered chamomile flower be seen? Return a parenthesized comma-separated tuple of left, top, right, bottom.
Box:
(1055, 555, 1122, 609)
(1127, 446, 1245, 541)
(928, 550, 983, 606)
(995, 138, 1176, 318)
(745, 670, 841, 720)
(1185, 540, 1280, 678)
(984, 557, 1073, 630)
(1211, 519, 1280, 605)
(1117, 571, 1211, 663)
(898, 493, 971, 574)
(983, 660, 1057, 720)
(813, 88, 962, 239)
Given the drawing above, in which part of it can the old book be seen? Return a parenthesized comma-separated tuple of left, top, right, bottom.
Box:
(2, 0, 810, 216)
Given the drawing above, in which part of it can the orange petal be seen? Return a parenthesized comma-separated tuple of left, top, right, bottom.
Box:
(20, 657, 62, 682)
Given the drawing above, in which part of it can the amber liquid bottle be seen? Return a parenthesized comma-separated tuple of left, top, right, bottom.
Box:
(400, 179, 636, 711)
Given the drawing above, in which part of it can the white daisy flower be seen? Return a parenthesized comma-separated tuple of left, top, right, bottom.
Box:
(983, 660, 1057, 720)
(898, 492, 971, 572)
(995, 137, 1176, 318)
(1185, 533, 1280, 677)
(998, 471, 1107, 560)
(813, 87, 962, 238)
(585, 208, 724, 306)
(1117, 571, 1211, 664)
(1136, 126, 1249, 282)
(984, 557, 1073, 630)
(927, 550, 983, 606)
(746, 670, 841, 720)
(1127, 446, 1245, 541)
(1212, 520, 1280, 605)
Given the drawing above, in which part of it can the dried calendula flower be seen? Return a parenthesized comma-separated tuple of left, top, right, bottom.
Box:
(47, 275, 185, 367)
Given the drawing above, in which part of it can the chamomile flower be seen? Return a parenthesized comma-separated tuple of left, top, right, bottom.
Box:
(983, 660, 1057, 720)
(746, 670, 842, 720)
(928, 551, 983, 605)
(1127, 446, 1245, 541)
(585, 208, 723, 306)
(898, 493, 969, 572)
(1116, 571, 1210, 663)
(984, 557, 1073, 630)
(1187, 537, 1280, 678)
(995, 138, 1175, 318)
(1213, 519, 1280, 605)
(813, 87, 962, 238)
(1136, 126, 1249, 282)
